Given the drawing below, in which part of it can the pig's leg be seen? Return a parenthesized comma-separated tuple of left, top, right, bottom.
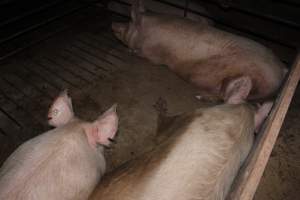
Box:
(255, 101, 273, 133)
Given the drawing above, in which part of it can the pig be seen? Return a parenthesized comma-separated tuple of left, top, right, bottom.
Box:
(0, 90, 119, 200)
(89, 76, 273, 200)
(112, 0, 286, 101)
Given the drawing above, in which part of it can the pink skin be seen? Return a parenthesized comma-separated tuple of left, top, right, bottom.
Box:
(112, 0, 286, 101)
(0, 91, 118, 200)
(80, 28, 273, 198)
(223, 76, 253, 105)
(47, 90, 118, 147)
(84, 104, 118, 148)
(89, 63, 273, 200)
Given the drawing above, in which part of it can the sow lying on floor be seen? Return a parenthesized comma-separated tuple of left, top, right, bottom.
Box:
(112, 0, 286, 101)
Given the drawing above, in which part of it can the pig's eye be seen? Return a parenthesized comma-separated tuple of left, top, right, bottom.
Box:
(52, 108, 59, 116)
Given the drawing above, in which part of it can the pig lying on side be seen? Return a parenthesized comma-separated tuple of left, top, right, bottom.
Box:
(112, 0, 286, 101)
(0, 91, 118, 200)
(89, 77, 272, 200)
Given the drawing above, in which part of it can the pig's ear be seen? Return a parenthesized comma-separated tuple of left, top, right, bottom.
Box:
(85, 104, 119, 148)
(48, 90, 74, 127)
(223, 76, 252, 104)
(131, 0, 145, 25)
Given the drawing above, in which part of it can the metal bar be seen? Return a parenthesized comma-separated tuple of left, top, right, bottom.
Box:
(0, 127, 7, 136)
(195, 0, 300, 29)
(274, 0, 300, 7)
(109, 8, 296, 51)
(0, 107, 22, 128)
(0, 22, 69, 61)
(183, 0, 189, 17)
(0, 0, 64, 28)
(0, 1, 88, 45)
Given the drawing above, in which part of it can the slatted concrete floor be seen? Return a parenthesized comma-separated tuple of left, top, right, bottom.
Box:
(0, 7, 134, 165)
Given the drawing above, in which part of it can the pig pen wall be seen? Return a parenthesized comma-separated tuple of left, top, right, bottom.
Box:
(0, 0, 299, 200)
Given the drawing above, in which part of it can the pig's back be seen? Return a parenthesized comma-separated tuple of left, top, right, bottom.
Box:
(143, 13, 282, 66)
(142, 14, 285, 99)
(0, 122, 105, 200)
(91, 104, 254, 200)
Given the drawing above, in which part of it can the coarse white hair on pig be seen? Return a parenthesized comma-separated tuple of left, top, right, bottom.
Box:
(0, 90, 118, 200)
(90, 65, 273, 200)
(112, 0, 287, 102)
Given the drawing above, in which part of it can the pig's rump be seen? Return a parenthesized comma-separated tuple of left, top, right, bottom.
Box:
(90, 104, 255, 200)
(0, 121, 105, 200)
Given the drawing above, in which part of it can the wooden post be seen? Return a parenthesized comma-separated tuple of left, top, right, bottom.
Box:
(227, 52, 300, 200)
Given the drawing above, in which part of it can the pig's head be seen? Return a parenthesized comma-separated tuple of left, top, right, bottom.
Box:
(48, 90, 74, 127)
(112, 0, 145, 51)
(48, 90, 119, 148)
(83, 104, 119, 148)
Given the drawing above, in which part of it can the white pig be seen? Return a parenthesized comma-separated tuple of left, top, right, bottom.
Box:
(89, 76, 273, 200)
(112, 0, 286, 101)
(0, 90, 118, 200)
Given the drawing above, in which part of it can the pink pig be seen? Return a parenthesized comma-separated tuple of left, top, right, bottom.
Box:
(112, 0, 286, 101)
(0, 90, 118, 200)
(90, 75, 273, 200)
